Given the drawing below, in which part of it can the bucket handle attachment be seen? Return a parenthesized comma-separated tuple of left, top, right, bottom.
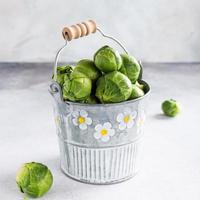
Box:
(49, 81, 63, 103)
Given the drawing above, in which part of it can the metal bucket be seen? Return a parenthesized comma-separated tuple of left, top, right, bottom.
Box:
(49, 20, 150, 184)
(49, 80, 150, 184)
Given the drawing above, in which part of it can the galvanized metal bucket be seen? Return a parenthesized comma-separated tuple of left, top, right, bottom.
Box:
(49, 20, 150, 184)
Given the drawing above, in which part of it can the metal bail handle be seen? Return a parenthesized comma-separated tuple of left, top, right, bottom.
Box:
(53, 19, 129, 81)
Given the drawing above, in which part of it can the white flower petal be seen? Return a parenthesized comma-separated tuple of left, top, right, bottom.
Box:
(79, 123, 87, 130)
(116, 113, 124, 122)
(95, 124, 103, 131)
(72, 111, 79, 117)
(101, 135, 110, 142)
(127, 120, 134, 128)
(131, 111, 137, 118)
(94, 132, 101, 139)
(103, 122, 112, 129)
(119, 122, 127, 130)
(85, 117, 92, 125)
(80, 110, 88, 117)
(142, 112, 146, 121)
(108, 129, 115, 136)
(72, 118, 78, 126)
(124, 108, 132, 115)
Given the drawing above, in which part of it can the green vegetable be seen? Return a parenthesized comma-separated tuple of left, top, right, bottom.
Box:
(96, 71, 132, 103)
(53, 65, 73, 87)
(16, 162, 53, 198)
(79, 96, 99, 104)
(63, 71, 92, 101)
(120, 54, 141, 83)
(135, 81, 145, 90)
(74, 59, 101, 81)
(94, 46, 122, 73)
(162, 99, 180, 117)
(130, 84, 144, 99)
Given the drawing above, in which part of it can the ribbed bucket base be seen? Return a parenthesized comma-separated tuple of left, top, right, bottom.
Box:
(59, 138, 143, 184)
(61, 167, 139, 185)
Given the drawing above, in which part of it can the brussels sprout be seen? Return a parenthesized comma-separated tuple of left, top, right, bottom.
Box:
(96, 71, 132, 103)
(94, 46, 122, 73)
(129, 84, 144, 100)
(120, 54, 141, 83)
(74, 59, 101, 81)
(135, 81, 145, 90)
(79, 96, 99, 104)
(162, 99, 180, 117)
(16, 162, 53, 198)
(63, 71, 92, 101)
(53, 65, 73, 86)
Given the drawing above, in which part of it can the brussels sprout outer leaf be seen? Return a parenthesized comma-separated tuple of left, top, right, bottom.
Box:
(120, 54, 141, 83)
(135, 81, 145, 90)
(75, 59, 101, 81)
(16, 162, 53, 198)
(96, 71, 132, 103)
(53, 65, 73, 86)
(94, 46, 122, 73)
(162, 99, 180, 117)
(129, 84, 145, 100)
(79, 96, 99, 104)
(63, 71, 92, 101)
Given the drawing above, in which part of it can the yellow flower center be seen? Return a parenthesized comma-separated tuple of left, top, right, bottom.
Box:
(78, 116, 85, 124)
(101, 129, 108, 136)
(124, 115, 130, 123)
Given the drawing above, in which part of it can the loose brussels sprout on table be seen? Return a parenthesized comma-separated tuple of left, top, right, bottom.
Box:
(53, 45, 147, 104)
(162, 99, 180, 117)
(96, 71, 132, 103)
(16, 162, 53, 198)
(94, 46, 122, 73)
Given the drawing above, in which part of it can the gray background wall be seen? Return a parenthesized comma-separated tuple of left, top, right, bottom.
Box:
(0, 0, 199, 62)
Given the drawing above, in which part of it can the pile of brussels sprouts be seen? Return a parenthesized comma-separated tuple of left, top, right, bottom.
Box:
(54, 45, 146, 104)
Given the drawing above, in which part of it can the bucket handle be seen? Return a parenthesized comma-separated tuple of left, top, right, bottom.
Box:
(52, 19, 143, 95)
(53, 19, 129, 81)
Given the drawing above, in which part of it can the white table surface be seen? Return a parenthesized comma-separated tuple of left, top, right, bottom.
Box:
(0, 63, 200, 200)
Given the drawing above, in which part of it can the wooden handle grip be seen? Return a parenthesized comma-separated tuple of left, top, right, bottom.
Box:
(62, 20, 97, 41)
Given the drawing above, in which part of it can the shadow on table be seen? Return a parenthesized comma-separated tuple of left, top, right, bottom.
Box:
(0, 171, 19, 197)
(152, 114, 173, 120)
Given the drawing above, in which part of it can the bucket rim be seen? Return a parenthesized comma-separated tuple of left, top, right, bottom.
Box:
(63, 80, 151, 107)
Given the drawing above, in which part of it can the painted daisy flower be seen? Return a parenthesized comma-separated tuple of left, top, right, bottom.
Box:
(72, 110, 92, 130)
(137, 110, 146, 126)
(116, 109, 137, 130)
(94, 122, 115, 142)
